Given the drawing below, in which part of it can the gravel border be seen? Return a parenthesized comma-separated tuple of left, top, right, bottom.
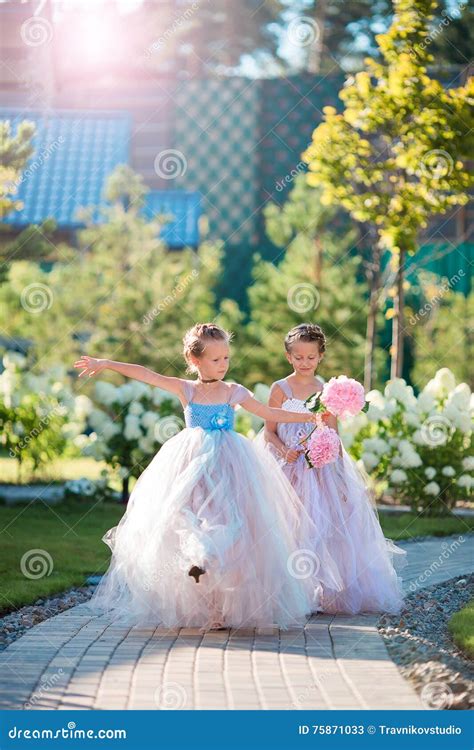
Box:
(0, 584, 96, 652)
(378, 573, 473, 710)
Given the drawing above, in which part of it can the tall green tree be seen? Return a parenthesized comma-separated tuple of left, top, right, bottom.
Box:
(302, 0, 474, 379)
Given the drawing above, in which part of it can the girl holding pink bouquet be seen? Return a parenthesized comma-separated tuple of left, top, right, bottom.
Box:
(257, 323, 407, 616)
(73, 323, 339, 632)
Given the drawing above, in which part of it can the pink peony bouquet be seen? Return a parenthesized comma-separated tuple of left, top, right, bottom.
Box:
(305, 422, 341, 468)
(299, 376, 366, 468)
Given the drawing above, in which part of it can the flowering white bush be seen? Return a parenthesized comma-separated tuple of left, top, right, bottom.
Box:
(79, 379, 183, 501)
(341, 368, 473, 515)
(63, 473, 119, 503)
(0, 351, 90, 475)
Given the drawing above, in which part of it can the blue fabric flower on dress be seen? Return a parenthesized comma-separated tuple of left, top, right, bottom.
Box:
(209, 410, 232, 431)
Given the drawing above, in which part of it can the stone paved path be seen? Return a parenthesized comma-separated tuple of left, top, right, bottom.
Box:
(1, 533, 472, 711)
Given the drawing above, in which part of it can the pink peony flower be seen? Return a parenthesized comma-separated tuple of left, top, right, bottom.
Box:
(320, 375, 365, 419)
(307, 425, 341, 468)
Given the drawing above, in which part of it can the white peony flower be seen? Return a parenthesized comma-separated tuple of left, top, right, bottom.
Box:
(441, 466, 456, 477)
(424, 481, 440, 496)
(424, 467, 436, 479)
(390, 469, 408, 484)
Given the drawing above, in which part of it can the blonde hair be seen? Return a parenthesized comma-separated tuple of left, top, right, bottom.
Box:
(182, 323, 233, 374)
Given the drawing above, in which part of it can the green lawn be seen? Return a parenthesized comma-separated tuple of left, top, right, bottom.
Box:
(378, 512, 474, 541)
(448, 599, 474, 659)
(0, 500, 123, 614)
(0, 502, 473, 615)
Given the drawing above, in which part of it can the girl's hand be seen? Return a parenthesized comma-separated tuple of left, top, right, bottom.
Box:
(73, 355, 109, 378)
(282, 447, 302, 464)
(304, 412, 319, 423)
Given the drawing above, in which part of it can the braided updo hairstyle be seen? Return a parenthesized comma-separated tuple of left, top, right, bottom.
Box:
(182, 323, 233, 374)
(284, 323, 326, 355)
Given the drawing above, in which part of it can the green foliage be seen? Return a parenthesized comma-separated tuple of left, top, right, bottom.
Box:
(409, 278, 473, 388)
(0, 352, 86, 478)
(0, 119, 35, 219)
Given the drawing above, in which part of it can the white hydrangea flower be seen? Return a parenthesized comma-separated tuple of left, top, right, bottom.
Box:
(366, 402, 384, 422)
(461, 456, 474, 471)
(424, 481, 440, 496)
(141, 410, 159, 429)
(366, 389, 385, 408)
(412, 429, 427, 445)
(3, 351, 27, 370)
(416, 390, 436, 414)
(361, 452, 379, 471)
(88, 408, 109, 431)
(253, 383, 271, 403)
(425, 467, 436, 479)
(390, 469, 407, 484)
(385, 378, 417, 408)
(101, 421, 121, 441)
(396, 439, 422, 468)
(362, 437, 391, 454)
(138, 437, 155, 453)
(94, 381, 118, 406)
(457, 474, 473, 489)
(441, 466, 456, 477)
(388, 437, 399, 447)
(446, 383, 471, 411)
(424, 368, 456, 399)
(405, 411, 420, 428)
(74, 394, 93, 420)
(124, 414, 142, 441)
(382, 399, 398, 418)
(128, 400, 144, 416)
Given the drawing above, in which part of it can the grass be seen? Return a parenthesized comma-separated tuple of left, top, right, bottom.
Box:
(378, 512, 474, 541)
(0, 456, 123, 488)
(0, 500, 123, 614)
(448, 599, 474, 659)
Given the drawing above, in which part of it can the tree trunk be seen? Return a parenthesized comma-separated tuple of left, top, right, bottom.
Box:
(314, 235, 323, 285)
(307, 0, 327, 74)
(391, 248, 406, 379)
(121, 475, 129, 505)
(364, 283, 378, 391)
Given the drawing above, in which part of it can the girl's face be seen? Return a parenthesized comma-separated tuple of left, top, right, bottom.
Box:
(191, 340, 230, 379)
(285, 341, 322, 376)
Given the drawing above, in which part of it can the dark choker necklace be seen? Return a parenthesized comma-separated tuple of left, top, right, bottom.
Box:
(197, 377, 220, 384)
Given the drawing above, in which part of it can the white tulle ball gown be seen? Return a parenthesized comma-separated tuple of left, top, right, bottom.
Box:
(254, 378, 407, 616)
(84, 380, 342, 631)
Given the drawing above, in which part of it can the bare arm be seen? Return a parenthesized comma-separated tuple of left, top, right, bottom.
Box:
(263, 384, 289, 454)
(239, 395, 317, 424)
(73, 355, 185, 398)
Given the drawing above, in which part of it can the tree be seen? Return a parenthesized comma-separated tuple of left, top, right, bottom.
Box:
(235, 229, 373, 388)
(0, 119, 35, 220)
(302, 0, 474, 379)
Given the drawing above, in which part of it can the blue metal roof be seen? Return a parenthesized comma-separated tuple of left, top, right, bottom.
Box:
(143, 190, 201, 248)
(1, 108, 131, 228)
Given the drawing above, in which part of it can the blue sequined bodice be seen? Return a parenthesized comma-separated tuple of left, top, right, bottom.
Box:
(184, 402, 235, 431)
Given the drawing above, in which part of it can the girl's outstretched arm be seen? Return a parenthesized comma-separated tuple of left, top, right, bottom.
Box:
(73, 355, 185, 397)
(239, 394, 317, 424)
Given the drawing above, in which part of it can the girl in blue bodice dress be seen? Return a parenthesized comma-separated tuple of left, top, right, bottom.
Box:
(73, 323, 341, 631)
